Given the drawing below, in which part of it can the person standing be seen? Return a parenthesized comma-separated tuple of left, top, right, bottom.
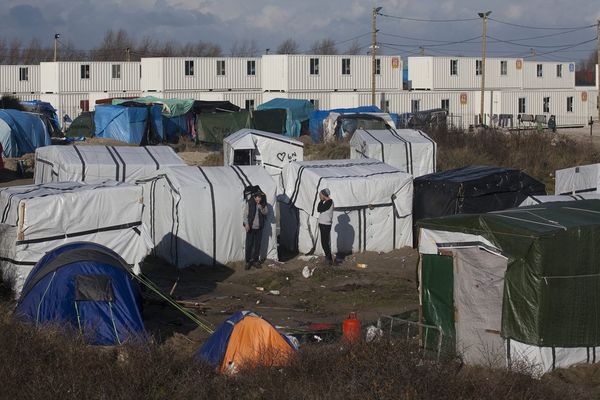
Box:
(243, 189, 268, 270)
(317, 188, 335, 265)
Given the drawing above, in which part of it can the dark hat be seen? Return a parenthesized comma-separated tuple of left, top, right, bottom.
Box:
(320, 188, 331, 197)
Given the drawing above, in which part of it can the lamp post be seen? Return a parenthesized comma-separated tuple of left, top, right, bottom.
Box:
(478, 11, 491, 126)
(371, 6, 382, 106)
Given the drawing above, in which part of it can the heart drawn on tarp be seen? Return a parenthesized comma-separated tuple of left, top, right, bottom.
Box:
(277, 152, 286, 162)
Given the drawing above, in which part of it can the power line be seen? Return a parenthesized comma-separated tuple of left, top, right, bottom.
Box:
(488, 17, 595, 30)
(378, 12, 479, 22)
(523, 37, 597, 58)
(487, 34, 599, 49)
(490, 26, 595, 42)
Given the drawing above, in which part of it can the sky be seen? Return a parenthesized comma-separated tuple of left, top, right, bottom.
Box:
(2, 0, 599, 61)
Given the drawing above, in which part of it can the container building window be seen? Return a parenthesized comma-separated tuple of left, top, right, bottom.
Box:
(19, 67, 28, 81)
(185, 60, 194, 76)
(342, 58, 351, 75)
(536, 64, 543, 78)
(556, 64, 562, 78)
(567, 96, 573, 112)
(111, 64, 121, 79)
(475, 60, 482, 76)
(500, 60, 507, 76)
(310, 58, 319, 75)
(411, 99, 420, 113)
(80, 64, 90, 79)
(217, 60, 226, 76)
(441, 99, 449, 110)
(375, 59, 381, 75)
(245, 99, 255, 111)
(518, 97, 526, 114)
(450, 59, 458, 76)
(247, 60, 256, 76)
(543, 97, 550, 113)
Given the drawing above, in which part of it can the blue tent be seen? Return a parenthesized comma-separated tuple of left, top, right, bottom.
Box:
(309, 106, 382, 142)
(15, 242, 145, 346)
(20, 100, 61, 133)
(95, 104, 163, 145)
(256, 98, 314, 138)
(0, 109, 51, 158)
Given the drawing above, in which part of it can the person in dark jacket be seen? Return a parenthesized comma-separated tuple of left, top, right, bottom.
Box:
(243, 189, 268, 270)
(317, 188, 335, 265)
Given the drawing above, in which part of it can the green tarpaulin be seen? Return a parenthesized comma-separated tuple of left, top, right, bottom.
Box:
(418, 199, 600, 348)
(65, 111, 95, 138)
(421, 254, 454, 349)
(195, 111, 251, 144)
(251, 109, 287, 134)
(113, 97, 195, 117)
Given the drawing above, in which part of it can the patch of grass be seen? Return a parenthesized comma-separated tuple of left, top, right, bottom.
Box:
(201, 150, 224, 166)
(304, 141, 350, 161)
(429, 127, 600, 193)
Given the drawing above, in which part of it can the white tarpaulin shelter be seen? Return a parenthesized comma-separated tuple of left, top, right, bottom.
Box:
(323, 112, 396, 143)
(555, 163, 600, 195)
(520, 193, 600, 206)
(138, 165, 278, 269)
(34, 145, 186, 184)
(223, 129, 304, 177)
(0, 181, 151, 296)
(350, 129, 436, 177)
(279, 159, 413, 256)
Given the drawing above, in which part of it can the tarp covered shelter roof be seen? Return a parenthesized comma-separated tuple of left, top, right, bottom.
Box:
(417, 200, 600, 348)
(113, 96, 196, 117)
(257, 98, 314, 138)
(195, 111, 250, 144)
(20, 100, 61, 134)
(95, 104, 163, 145)
(413, 165, 546, 222)
(0, 109, 51, 158)
(65, 111, 95, 138)
(309, 106, 382, 142)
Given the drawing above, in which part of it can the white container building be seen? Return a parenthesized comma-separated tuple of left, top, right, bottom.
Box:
(140, 57, 261, 93)
(522, 61, 576, 89)
(262, 54, 403, 93)
(0, 65, 40, 95)
(40, 62, 141, 93)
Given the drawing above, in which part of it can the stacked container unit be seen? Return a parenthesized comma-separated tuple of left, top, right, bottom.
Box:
(40, 61, 141, 120)
(408, 56, 524, 91)
(141, 57, 261, 94)
(522, 61, 576, 89)
(0, 65, 40, 98)
(261, 55, 403, 93)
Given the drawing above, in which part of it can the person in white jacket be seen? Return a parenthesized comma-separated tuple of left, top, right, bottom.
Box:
(317, 188, 335, 265)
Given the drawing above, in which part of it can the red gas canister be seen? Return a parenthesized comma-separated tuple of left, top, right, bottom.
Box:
(342, 312, 361, 344)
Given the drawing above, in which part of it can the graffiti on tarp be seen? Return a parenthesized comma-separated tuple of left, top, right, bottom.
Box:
(276, 151, 298, 162)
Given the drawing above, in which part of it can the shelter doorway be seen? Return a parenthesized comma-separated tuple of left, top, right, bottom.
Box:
(233, 149, 256, 166)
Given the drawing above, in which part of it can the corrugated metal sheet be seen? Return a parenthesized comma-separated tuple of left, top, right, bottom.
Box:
(522, 61, 576, 89)
(0, 65, 40, 93)
(262, 55, 403, 92)
(147, 57, 262, 92)
(141, 58, 163, 92)
(40, 92, 88, 121)
(41, 62, 141, 93)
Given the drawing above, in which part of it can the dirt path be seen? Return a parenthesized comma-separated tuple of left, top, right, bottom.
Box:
(141, 248, 419, 354)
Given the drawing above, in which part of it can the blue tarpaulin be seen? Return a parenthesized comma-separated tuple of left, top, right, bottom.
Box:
(95, 105, 163, 145)
(256, 98, 314, 138)
(309, 106, 382, 142)
(0, 109, 51, 157)
(20, 100, 61, 133)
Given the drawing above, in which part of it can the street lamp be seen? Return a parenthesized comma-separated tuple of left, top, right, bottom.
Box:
(478, 11, 491, 126)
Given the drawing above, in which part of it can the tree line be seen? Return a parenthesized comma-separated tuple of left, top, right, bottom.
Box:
(0, 30, 366, 65)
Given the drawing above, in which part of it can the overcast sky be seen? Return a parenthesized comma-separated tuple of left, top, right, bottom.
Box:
(2, 0, 599, 61)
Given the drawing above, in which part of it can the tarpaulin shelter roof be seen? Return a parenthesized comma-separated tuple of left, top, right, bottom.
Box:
(113, 96, 195, 117)
(0, 109, 51, 158)
(413, 165, 546, 222)
(309, 106, 382, 142)
(15, 242, 145, 346)
(20, 100, 61, 133)
(195, 111, 250, 144)
(257, 98, 314, 138)
(65, 111, 95, 138)
(417, 199, 600, 348)
(95, 104, 163, 145)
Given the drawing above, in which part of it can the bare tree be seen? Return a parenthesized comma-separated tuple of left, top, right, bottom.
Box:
(7, 39, 22, 64)
(276, 38, 299, 54)
(230, 39, 258, 57)
(345, 40, 364, 55)
(0, 39, 7, 64)
(91, 29, 135, 61)
(310, 38, 338, 55)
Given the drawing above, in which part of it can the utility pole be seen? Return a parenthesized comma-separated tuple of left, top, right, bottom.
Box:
(478, 11, 491, 126)
(126, 47, 131, 62)
(371, 6, 382, 107)
(530, 47, 536, 61)
(53, 33, 60, 62)
(597, 19, 599, 124)
(419, 46, 425, 56)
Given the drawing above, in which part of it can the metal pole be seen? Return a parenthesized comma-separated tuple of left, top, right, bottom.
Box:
(530, 47, 536, 61)
(597, 19, 599, 124)
(419, 46, 425, 56)
(53, 33, 59, 62)
(371, 7, 381, 106)
(126, 47, 131, 62)
(478, 11, 491, 126)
